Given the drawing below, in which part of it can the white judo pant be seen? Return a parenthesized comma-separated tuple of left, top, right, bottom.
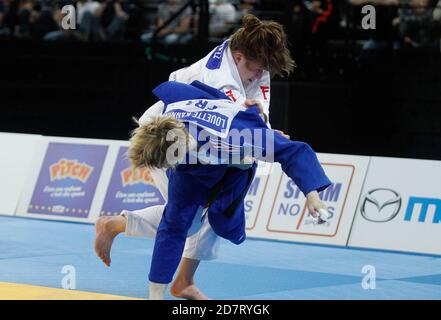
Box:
(121, 168, 220, 260)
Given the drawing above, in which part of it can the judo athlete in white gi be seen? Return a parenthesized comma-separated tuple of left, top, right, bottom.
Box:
(95, 14, 297, 300)
(110, 79, 331, 300)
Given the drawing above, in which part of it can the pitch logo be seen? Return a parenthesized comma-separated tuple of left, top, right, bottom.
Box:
(50, 159, 93, 183)
(360, 188, 401, 223)
(120, 167, 154, 187)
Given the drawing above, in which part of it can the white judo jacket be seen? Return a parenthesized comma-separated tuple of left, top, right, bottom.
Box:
(140, 40, 271, 127)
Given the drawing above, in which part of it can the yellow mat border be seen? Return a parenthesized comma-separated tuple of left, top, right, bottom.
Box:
(0, 282, 144, 300)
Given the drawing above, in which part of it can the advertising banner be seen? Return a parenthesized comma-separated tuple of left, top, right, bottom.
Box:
(245, 162, 273, 231)
(348, 157, 441, 255)
(27, 142, 108, 219)
(100, 146, 165, 216)
(0, 133, 41, 216)
(247, 154, 370, 246)
(16, 138, 110, 223)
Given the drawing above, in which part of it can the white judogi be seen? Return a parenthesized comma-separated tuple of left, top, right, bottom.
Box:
(123, 41, 271, 260)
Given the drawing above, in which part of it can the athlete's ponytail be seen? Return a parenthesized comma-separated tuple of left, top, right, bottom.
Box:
(128, 116, 193, 169)
(242, 14, 261, 31)
(229, 14, 295, 77)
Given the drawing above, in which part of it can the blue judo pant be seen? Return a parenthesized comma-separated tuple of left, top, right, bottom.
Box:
(148, 165, 230, 284)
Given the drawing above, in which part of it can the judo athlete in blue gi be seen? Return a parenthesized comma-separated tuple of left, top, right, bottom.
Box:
(127, 80, 332, 299)
(95, 14, 298, 300)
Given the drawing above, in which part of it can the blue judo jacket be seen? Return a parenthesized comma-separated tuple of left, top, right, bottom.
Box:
(148, 80, 332, 284)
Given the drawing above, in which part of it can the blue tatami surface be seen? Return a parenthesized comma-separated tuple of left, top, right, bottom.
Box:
(0, 215, 440, 300)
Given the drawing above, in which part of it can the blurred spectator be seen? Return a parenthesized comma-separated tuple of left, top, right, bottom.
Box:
(0, 0, 7, 36)
(0, 0, 19, 37)
(304, 0, 334, 55)
(289, 0, 309, 51)
(14, 0, 36, 37)
(395, 0, 439, 48)
(76, 0, 100, 26)
(236, 0, 257, 21)
(305, 0, 334, 34)
(209, 0, 237, 38)
(434, 0, 441, 21)
(349, 0, 399, 50)
(44, 0, 130, 41)
(0, 0, 55, 38)
(98, 0, 130, 40)
(44, 0, 96, 41)
(140, 0, 193, 44)
(28, 0, 59, 39)
(42, 0, 78, 41)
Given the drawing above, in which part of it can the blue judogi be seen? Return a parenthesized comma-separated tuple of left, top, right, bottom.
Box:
(148, 81, 332, 284)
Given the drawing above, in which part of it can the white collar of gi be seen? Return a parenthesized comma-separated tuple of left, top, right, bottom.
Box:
(225, 46, 246, 98)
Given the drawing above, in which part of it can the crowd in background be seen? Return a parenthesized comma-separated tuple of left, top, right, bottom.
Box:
(0, 0, 136, 41)
(349, 0, 441, 50)
(0, 0, 440, 50)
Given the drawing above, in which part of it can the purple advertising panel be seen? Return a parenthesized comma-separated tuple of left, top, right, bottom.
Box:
(100, 146, 165, 216)
(28, 142, 108, 218)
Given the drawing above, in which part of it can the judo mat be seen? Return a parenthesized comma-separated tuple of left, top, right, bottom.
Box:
(1, 215, 440, 300)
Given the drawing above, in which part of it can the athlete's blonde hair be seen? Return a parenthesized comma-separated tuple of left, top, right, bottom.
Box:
(229, 14, 296, 77)
(128, 116, 192, 169)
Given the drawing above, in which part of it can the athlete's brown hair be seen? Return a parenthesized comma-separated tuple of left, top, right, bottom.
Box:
(229, 14, 295, 77)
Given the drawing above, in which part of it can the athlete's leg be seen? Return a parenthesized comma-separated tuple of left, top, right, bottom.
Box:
(94, 215, 126, 267)
(123, 205, 164, 237)
(94, 166, 168, 266)
(96, 167, 216, 300)
(149, 281, 168, 300)
(125, 205, 214, 300)
(148, 202, 201, 299)
(170, 212, 220, 300)
(170, 258, 209, 300)
(95, 205, 164, 266)
(182, 216, 221, 261)
(124, 205, 219, 300)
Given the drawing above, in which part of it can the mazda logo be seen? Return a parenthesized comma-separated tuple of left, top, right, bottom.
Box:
(360, 188, 402, 222)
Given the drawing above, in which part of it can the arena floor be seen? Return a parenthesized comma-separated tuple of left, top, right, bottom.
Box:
(0, 215, 440, 300)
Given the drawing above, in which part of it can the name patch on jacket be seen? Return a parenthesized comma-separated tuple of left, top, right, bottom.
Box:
(164, 99, 243, 138)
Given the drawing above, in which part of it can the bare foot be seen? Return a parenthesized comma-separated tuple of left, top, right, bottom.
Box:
(94, 216, 125, 267)
(170, 280, 211, 300)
